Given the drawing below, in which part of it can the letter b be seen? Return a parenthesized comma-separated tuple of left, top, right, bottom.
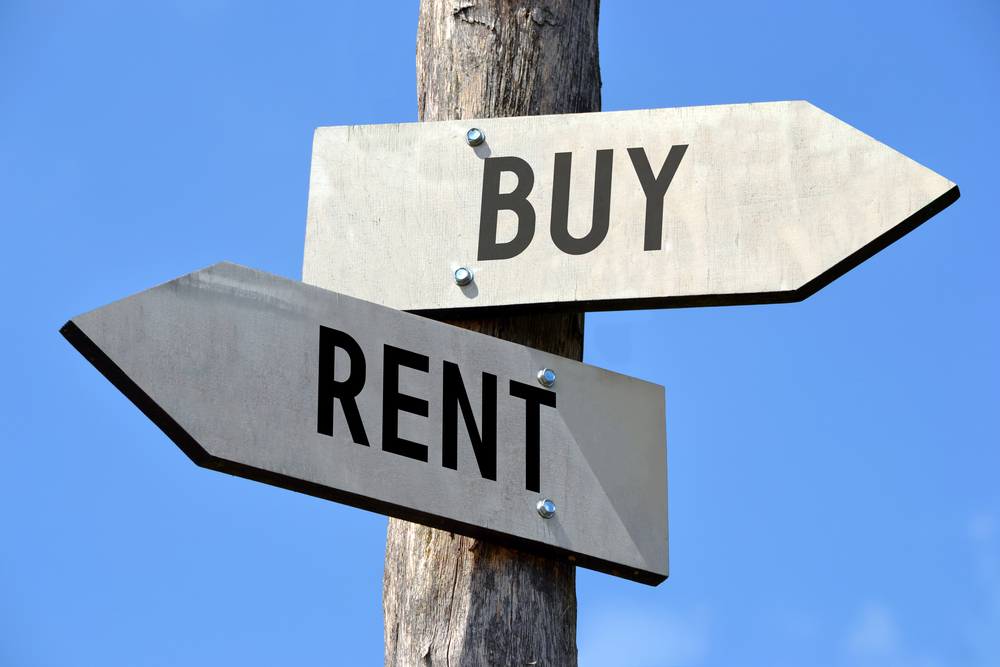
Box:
(478, 157, 536, 261)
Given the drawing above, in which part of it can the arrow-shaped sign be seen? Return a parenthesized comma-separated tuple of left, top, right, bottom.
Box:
(61, 263, 669, 585)
(304, 101, 958, 315)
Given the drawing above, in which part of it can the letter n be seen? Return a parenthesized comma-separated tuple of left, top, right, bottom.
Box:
(442, 362, 497, 481)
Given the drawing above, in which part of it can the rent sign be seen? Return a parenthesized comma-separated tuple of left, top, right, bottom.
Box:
(61, 263, 669, 585)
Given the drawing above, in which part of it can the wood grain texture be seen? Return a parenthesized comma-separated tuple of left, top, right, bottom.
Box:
(385, 1, 601, 664)
(416, 0, 600, 121)
(384, 522, 578, 667)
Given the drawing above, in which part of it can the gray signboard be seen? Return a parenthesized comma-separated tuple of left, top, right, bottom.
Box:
(61, 263, 669, 585)
(304, 101, 958, 316)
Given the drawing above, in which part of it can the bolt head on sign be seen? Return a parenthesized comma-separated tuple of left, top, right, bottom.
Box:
(61, 263, 669, 585)
(303, 101, 958, 316)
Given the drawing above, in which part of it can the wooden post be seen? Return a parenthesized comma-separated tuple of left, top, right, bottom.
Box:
(383, 1, 601, 665)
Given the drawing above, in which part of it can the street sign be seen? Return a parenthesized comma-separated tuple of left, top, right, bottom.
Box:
(304, 101, 958, 316)
(61, 262, 669, 585)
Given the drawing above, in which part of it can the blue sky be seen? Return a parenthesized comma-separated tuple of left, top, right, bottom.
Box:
(1, 1, 997, 665)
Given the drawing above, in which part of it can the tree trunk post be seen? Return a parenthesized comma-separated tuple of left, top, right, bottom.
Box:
(383, 1, 601, 665)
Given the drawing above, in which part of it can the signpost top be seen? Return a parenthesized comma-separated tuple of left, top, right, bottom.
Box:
(304, 101, 957, 316)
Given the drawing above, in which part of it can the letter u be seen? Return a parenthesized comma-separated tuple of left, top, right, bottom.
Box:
(550, 150, 613, 255)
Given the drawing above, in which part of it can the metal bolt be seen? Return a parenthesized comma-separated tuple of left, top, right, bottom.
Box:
(454, 267, 473, 286)
(537, 368, 556, 388)
(466, 128, 485, 147)
(536, 499, 556, 519)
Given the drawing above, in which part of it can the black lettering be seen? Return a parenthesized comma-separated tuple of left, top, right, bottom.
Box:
(550, 150, 614, 255)
(628, 145, 688, 251)
(382, 345, 430, 462)
(509, 380, 557, 493)
(478, 156, 536, 261)
(442, 362, 497, 481)
(317, 326, 369, 446)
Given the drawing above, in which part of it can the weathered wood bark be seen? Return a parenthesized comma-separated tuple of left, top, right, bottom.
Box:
(383, 1, 601, 665)
(416, 0, 601, 121)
